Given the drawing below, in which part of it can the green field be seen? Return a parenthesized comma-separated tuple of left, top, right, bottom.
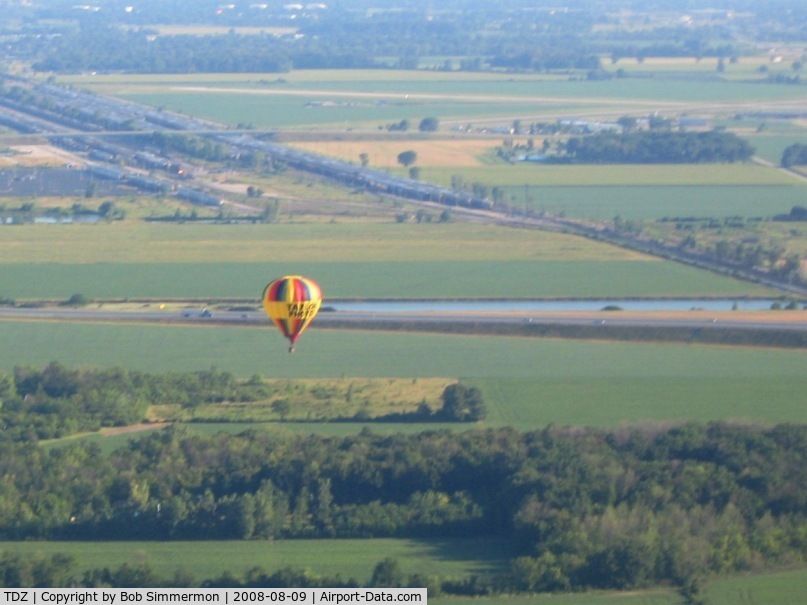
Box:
(703, 568, 807, 605)
(0, 223, 654, 264)
(418, 164, 798, 188)
(502, 184, 807, 221)
(0, 538, 685, 602)
(0, 219, 775, 300)
(59, 69, 807, 130)
(6, 322, 807, 429)
(4, 535, 807, 605)
(745, 133, 807, 165)
(0, 259, 772, 300)
(0, 537, 514, 583)
(433, 592, 682, 605)
(407, 178, 805, 221)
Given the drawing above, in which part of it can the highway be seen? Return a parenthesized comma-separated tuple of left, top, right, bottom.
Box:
(0, 305, 805, 336)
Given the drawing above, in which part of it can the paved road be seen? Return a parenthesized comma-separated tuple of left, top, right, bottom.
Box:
(0, 305, 805, 334)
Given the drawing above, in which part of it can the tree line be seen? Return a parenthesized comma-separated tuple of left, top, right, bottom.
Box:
(5, 0, 804, 75)
(0, 552, 450, 594)
(1, 415, 807, 594)
(562, 130, 755, 164)
(26, 24, 738, 75)
(0, 363, 485, 442)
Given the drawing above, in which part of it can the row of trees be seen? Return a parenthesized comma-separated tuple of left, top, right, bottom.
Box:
(703, 239, 803, 283)
(1, 419, 807, 592)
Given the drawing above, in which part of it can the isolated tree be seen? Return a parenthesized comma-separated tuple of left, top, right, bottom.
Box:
(64, 293, 90, 307)
(781, 143, 807, 168)
(359, 152, 369, 167)
(98, 200, 116, 217)
(418, 117, 439, 132)
(271, 399, 291, 420)
(370, 558, 404, 588)
(439, 383, 486, 421)
(397, 150, 417, 167)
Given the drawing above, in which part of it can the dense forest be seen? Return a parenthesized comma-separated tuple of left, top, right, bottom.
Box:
(0, 422, 805, 591)
(1, 366, 807, 595)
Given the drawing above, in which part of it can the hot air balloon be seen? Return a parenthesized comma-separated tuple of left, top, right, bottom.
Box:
(262, 275, 322, 353)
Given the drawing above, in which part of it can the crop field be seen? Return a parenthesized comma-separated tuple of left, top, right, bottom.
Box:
(492, 184, 805, 221)
(0, 222, 774, 300)
(412, 164, 798, 187)
(60, 69, 807, 131)
(0, 259, 772, 300)
(5, 322, 807, 429)
(0, 223, 651, 264)
(122, 91, 568, 130)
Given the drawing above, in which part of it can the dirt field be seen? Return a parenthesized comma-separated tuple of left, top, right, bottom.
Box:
(0, 145, 86, 167)
(287, 138, 515, 168)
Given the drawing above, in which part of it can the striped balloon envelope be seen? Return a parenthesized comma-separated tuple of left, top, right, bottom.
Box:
(261, 275, 323, 353)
